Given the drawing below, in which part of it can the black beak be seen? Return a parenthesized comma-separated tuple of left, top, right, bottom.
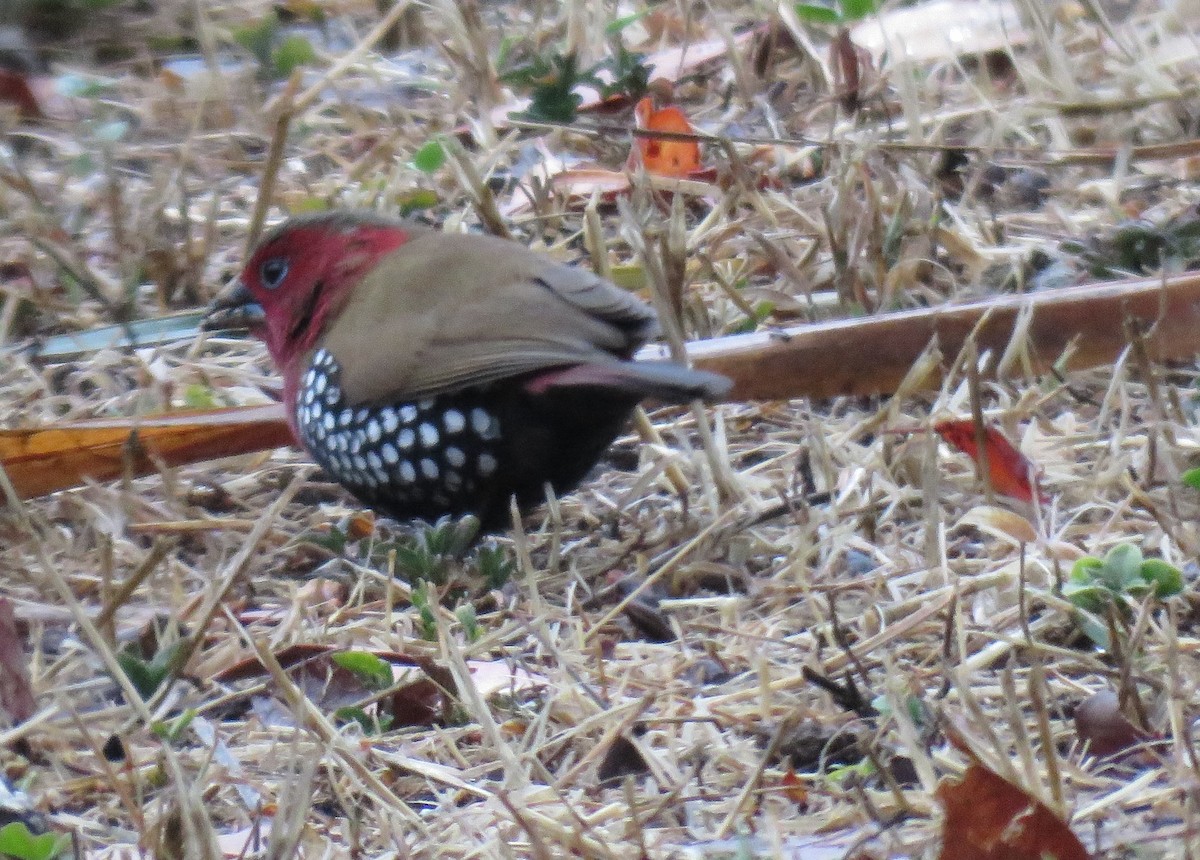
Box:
(201, 280, 266, 331)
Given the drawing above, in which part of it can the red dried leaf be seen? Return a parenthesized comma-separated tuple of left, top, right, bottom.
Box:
(933, 419, 1044, 504)
(830, 28, 862, 114)
(0, 600, 34, 726)
(629, 96, 702, 178)
(780, 766, 809, 807)
(0, 70, 43, 118)
(937, 761, 1089, 860)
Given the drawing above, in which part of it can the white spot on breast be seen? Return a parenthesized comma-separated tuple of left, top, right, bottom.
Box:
(314, 374, 327, 396)
(398, 461, 416, 484)
(398, 428, 415, 450)
(445, 446, 466, 468)
(324, 386, 340, 406)
(323, 413, 335, 432)
(418, 423, 439, 448)
(443, 409, 465, 434)
(380, 407, 399, 434)
(477, 453, 498, 476)
(468, 407, 496, 438)
(367, 451, 383, 471)
(420, 458, 439, 480)
(355, 408, 370, 425)
(339, 409, 353, 428)
(353, 454, 367, 471)
(400, 404, 418, 424)
(417, 398, 434, 411)
(367, 420, 382, 443)
(382, 443, 399, 464)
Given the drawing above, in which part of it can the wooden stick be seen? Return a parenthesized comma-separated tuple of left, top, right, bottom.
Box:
(7, 272, 1200, 500)
(672, 272, 1200, 401)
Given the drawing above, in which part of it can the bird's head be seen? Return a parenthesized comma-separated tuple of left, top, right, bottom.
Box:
(203, 211, 419, 372)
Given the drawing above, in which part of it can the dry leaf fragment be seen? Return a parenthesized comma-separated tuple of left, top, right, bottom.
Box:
(629, 96, 702, 177)
(958, 505, 1038, 545)
(934, 419, 1045, 504)
(937, 760, 1089, 860)
(0, 600, 34, 726)
(852, 0, 1026, 64)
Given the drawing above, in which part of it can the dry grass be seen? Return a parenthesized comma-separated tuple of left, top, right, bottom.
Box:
(1, 0, 1199, 856)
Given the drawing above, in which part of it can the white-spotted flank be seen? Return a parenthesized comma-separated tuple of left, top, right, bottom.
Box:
(296, 347, 506, 517)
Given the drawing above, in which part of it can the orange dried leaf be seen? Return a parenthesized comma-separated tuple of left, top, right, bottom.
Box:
(933, 419, 1044, 504)
(629, 97, 702, 178)
(780, 766, 809, 806)
(937, 761, 1089, 860)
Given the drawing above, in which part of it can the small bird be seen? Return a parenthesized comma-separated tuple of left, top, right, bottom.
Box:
(204, 211, 729, 531)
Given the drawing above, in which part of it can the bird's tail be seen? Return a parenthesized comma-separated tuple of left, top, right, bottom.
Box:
(523, 360, 731, 403)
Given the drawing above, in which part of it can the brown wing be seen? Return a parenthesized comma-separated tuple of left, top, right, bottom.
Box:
(321, 230, 660, 405)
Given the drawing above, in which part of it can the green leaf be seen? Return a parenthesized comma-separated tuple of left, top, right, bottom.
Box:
(1063, 579, 1106, 613)
(1102, 543, 1143, 591)
(291, 196, 330, 214)
(331, 651, 394, 691)
(839, 0, 878, 21)
(0, 822, 69, 860)
(411, 139, 446, 174)
(1071, 609, 1111, 651)
(503, 52, 591, 123)
(334, 706, 393, 734)
(475, 545, 514, 590)
(794, 3, 842, 24)
(598, 45, 650, 101)
(273, 35, 317, 78)
(396, 188, 439, 216)
(116, 652, 166, 699)
(116, 640, 185, 699)
(1069, 556, 1103, 583)
(152, 709, 197, 743)
(233, 15, 278, 67)
(456, 604, 480, 642)
(183, 384, 218, 410)
(1183, 468, 1200, 490)
(604, 9, 651, 35)
(1139, 559, 1184, 598)
(412, 583, 438, 641)
(301, 525, 347, 554)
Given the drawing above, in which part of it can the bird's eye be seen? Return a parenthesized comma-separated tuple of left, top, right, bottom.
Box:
(259, 258, 289, 289)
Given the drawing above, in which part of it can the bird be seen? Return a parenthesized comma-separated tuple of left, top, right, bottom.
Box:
(203, 210, 730, 532)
